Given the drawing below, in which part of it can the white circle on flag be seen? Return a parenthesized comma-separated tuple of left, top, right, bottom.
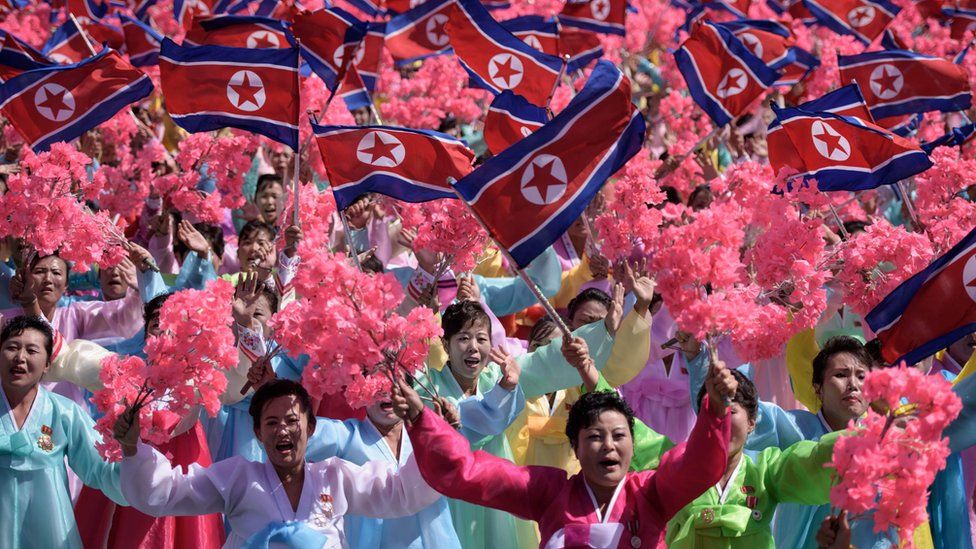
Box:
(34, 83, 75, 122)
(425, 13, 449, 47)
(48, 52, 74, 65)
(847, 5, 875, 28)
(488, 53, 524, 90)
(520, 126, 533, 137)
(869, 63, 904, 100)
(810, 120, 851, 161)
(522, 34, 544, 51)
(716, 68, 746, 99)
(226, 70, 266, 112)
(246, 30, 281, 49)
(964, 252, 976, 303)
(739, 32, 763, 59)
(591, 0, 611, 21)
(356, 131, 405, 167)
(410, 0, 424, 7)
(520, 154, 568, 205)
(333, 43, 365, 69)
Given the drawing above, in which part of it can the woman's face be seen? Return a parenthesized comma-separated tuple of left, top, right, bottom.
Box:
(574, 410, 633, 491)
(816, 352, 869, 428)
(237, 230, 275, 272)
(255, 394, 313, 470)
(444, 320, 491, 381)
(570, 301, 608, 331)
(365, 391, 401, 428)
(726, 401, 755, 457)
(0, 329, 50, 394)
(255, 182, 284, 224)
(30, 256, 68, 308)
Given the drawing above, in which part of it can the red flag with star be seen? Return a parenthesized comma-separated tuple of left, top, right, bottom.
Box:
(159, 38, 300, 149)
(558, 0, 627, 36)
(183, 15, 293, 49)
(311, 123, 475, 209)
(447, 0, 563, 105)
(838, 50, 972, 120)
(867, 227, 976, 366)
(384, 0, 454, 64)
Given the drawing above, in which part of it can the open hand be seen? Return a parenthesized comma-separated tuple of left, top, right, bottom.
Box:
(490, 347, 520, 391)
(391, 375, 424, 423)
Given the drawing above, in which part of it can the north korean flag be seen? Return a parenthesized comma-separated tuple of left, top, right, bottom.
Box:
(717, 20, 819, 86)
(674, 20, 780, 127)
(0, 32, 53, 82)
(356, 22, 385, 91)
(43, 18, 100, 64)
(119, 14, 163, 67)
(0, 49, 152, 151)
(87, 19, 126, 50)
(501, 16, 603, 72)
(558, 0, 627, 36)
(184, 15, 294, 48)
(174, 0, 219, 30)
(448, 0, 564, 105)
(338, 62, 372, 112)
(345, 0, 383, 17)
(944, 7, 976, 39)
(291, 8, 366, 91)
(159, 39, 299, 149)
(502, 15, 558, 54)
(66, 0, 108, 22)
(133, 0, 157, 20)
(767, 83, 871, 179)
(312, 123, 475, 209)
(483, 90, 548, 155)
(384, 0, 454, 65)
(803, 0, 900, 45)
(880, 27, 909, 49)
(838, 50, 972, 120)
(452, 60, 645, 267)
(771, 104, 932, 191)
(866, 227, 976, 366)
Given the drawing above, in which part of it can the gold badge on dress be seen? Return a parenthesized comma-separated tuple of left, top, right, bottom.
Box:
(700, 508, 715, 525)
(37, 425, 53, 452)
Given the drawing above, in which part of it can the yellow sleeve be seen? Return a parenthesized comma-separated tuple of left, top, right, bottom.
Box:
(426, 312, 447, 371)
(952, 350, 976, 386)
(47, 339, 113, 392)
(472, 247, 506, 278)
(552, 254, 595, 309)
(601, 310, 651, 387)
(785, 328, 821, 412)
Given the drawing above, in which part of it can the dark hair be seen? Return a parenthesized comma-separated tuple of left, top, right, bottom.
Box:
(249, 379, 317, 431)
(659, 185, 681, 206)
(812, 336, 874, 386)
(239, 220, 276, 243)
(360, 254, 384, 274)
(173, 222, 225, 262)
(528, 317, 558, 350)
(258, 284, 279, 314)
(29, 252, 68, 274)
(843, 220, 869, 235)
(566, 390, 635, 447)
(1, 315, 54, 362)
(255, 174, 284, 197)
(441, 300, 492, 341)
(567, 288, 612, 324)
(696, 369, 757, 420)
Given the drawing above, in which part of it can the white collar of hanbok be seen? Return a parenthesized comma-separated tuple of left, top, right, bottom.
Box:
(364, 417, 410, 467)
(443, 364, 481, 397)
(0, 385, 45, 434)
(715, 453, 745, 504)
(815, 410, 833, 434)
(262, 458, 315, 521)
(583, 478, 625, 523)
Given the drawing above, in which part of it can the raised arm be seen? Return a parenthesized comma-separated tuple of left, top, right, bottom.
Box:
(46, 338, 112, 392)
(64, 400, 127, 506)
(338, 453, 440, 518)
(518, 320, 615, 399)
(455, 347, 525, 436)
(644, 360, 734, 518)
(394, 377, 560, 522)
(765, 431, 841, 505)
(476, 246, 561, 316)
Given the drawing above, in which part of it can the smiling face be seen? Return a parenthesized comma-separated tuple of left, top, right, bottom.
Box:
(0, 328, 50, 395)
(255, 181, 284, 225)
(574, 410, 633, 491)
(255, 394, 313, 469)
(816, 352, 869, 429)
(30, 256, 68, 309)
(237, 228, 275, 272)
(444, 318, 492, 382)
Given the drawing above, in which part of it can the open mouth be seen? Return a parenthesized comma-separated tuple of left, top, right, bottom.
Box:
(463, 357, 480, 368)
(379, 401, 393, 412)
(275, 441, 295, 454)
(9, 365, 27, 377)
(599, 458, 621, 471)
